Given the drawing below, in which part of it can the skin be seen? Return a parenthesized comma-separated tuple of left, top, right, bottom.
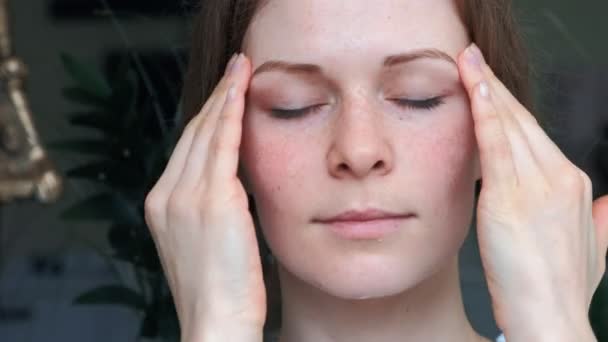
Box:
(144, 0, 608, 341)
(239, 0, 488, 341)
(458, 46, 607, 341)
(239, 0, 608, 340)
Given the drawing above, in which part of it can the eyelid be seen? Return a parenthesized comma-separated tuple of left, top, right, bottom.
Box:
(268, 95, 447, 120)
(270, 103, 327, 118)
(389, 96, 446, 110)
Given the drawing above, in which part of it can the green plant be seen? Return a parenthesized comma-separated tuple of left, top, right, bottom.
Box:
(50, 53, 181, 342)
(49, 21, 608, 342)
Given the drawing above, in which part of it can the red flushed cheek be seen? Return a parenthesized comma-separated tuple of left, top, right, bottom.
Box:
(240, 118, 311, 200)
(239, 126, 317, 250)
(418, 108, 477, 195)
(239, 102, 476, 226)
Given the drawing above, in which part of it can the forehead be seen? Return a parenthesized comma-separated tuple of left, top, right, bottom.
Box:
(244, 0, 469, 70)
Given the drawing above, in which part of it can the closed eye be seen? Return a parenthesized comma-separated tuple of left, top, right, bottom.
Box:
(391, 96, 445, 110)
(270, 96, 445, 119)
(270, 104, 326, 119)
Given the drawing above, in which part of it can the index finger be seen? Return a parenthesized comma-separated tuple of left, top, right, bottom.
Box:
(458, 44, 519, 188)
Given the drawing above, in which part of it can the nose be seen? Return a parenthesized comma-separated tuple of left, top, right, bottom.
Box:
(327, 98, 394, 180)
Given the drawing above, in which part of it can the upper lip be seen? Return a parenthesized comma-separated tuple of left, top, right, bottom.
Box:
(314, 208, 413, 223)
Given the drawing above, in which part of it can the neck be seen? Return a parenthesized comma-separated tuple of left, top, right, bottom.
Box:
(276, 257, 491, 342)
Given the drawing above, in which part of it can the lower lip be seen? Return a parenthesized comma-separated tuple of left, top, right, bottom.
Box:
(320, 216, 413, 240)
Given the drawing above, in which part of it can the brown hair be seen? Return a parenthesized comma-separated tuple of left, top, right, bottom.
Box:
(180, 0, 532, 333)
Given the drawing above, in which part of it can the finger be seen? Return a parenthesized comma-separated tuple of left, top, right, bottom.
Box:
(458, 46, 518, 188)
(173, 54, 245, 193)
(472, 45, 573, 174)
(459, 44, 545, 185)
(154, 53, 239, 196)
(206, 55, 253, 191)
(194, 53, 241, 133)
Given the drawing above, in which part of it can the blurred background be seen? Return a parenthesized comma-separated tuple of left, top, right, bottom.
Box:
(0, 0, 607, 341)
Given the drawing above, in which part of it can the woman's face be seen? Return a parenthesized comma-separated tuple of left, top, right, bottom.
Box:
(239, 0, 480, 299)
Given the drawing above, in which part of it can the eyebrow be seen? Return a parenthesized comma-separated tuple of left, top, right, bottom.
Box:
(251, 48, 457, 78)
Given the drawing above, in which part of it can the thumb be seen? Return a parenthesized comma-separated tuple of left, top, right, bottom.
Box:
(592, 194, 608, 259)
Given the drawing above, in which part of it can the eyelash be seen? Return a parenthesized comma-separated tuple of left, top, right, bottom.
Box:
(270, 96, 445, 119)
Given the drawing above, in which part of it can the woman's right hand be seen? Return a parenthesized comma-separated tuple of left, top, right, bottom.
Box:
(144, 53, 266, 341)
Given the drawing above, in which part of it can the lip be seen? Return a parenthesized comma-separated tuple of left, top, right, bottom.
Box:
(313, 209, 415, 240)
(314, 208, 413, 223)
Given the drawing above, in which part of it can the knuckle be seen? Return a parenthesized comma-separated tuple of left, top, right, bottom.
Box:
(520, 112, 539, 129)
(144, 190, 164, 227)
(217, 111, 228, 127)
(579, 170, 593, 190)
(219, 104, 234, 122)
(559, 168, 585, 191)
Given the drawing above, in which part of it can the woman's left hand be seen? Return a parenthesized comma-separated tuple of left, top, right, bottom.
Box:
(457, 43, 608, 342)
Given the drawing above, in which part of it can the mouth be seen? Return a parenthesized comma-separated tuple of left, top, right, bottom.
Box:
(313, 209, 415, 240)
(314, 208, 414, 223)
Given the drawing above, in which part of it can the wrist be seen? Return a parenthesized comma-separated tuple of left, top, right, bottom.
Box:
(182, 319, 264, 342)
(502, 310, 596, 342)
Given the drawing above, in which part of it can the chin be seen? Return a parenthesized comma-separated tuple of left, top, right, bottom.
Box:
(284, 252, 442, 301)
(323, 281, 412, 301)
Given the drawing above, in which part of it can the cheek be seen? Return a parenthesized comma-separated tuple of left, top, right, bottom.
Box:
(408, 104, 477, 243)
(239, 118, 318, 256)
(239, 113, 312, 218)
(239, 101, 477, 237)
(413, 96, 476, 186)
(427, 113, 476, 188)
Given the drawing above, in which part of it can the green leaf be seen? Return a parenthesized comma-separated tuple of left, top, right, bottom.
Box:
(111, 68, 138, 116)
(62, 86, 110, 109)
(73, 285, 146, 310)
(60, 192, 141, 225)
(66, 160, 143, 192)
(60, 53, 112, 99)
(142, 136, 173, 180)
(67, 111, 120, 134)
(60, 193, 117, 221)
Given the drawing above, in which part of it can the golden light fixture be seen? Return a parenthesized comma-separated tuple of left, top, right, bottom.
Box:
(0, 0, 62, 203)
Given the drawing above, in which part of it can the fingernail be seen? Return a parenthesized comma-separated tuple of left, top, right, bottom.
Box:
(225, 53, 237, 74)
(470, 44, 484, 63)
(466, 44, 482, 69)
(229, 53, 244, 75)
(479, 81, 490, 98)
